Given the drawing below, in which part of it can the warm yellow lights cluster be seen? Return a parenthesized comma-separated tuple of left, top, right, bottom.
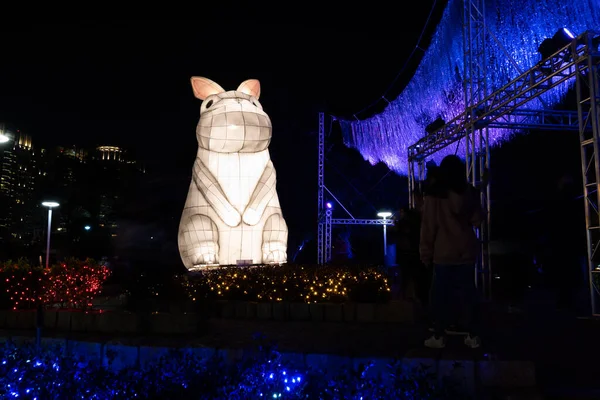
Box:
(181, 265, 391, 304)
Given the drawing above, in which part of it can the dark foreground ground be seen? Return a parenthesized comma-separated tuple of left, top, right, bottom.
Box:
(2, 287, 599, 399)
(189, 302, 600, 398)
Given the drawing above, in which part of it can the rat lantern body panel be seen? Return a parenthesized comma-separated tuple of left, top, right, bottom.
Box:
(178, 77, 288, 270)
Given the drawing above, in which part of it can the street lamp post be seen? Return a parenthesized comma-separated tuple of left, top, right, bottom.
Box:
(377, 211, 392, 258)
(41, 201, 60, 269)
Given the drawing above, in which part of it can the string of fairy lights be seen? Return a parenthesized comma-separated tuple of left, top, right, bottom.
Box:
(1, 261, 110, 310)
(181, 265, 391, 304)
(2, 262, 391, 310)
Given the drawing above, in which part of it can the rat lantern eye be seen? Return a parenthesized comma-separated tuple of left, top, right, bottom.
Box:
(205, 99, 214, 109)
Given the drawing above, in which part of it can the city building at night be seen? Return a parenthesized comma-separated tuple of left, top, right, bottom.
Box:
(0, 124, 147, 258)
(0, 128, 40, 242)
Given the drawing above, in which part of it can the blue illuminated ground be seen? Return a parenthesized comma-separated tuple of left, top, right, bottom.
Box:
(2, 303, 600, 399)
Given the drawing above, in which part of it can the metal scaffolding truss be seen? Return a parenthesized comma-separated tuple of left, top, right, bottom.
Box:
(410, 108, 583, 161)
(331, 218, 393, 225)
(316, 112, 394, 265)
(465, 0, 492, 297)
(317, 112, 325, 265)
(407, 26, 600, 314)
(314, 0, 600, 314)
(576, 31, 600, 316)
(486, 109, 582, 131)
(409, 32, 598, 161)
(407, 108, 583, 211)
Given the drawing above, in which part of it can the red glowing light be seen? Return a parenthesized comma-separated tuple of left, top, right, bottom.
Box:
(0, 259, 110, 310)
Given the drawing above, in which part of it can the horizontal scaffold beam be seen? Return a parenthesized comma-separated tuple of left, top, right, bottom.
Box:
(486, 109, 581, 131)
(331, 219, 394, 226)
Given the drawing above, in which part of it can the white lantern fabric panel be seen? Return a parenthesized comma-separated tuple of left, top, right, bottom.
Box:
(178, 77, 288, 270)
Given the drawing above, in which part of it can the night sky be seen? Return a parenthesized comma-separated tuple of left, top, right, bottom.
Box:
(0, 11, 586, 263)
(0, 13, 446, 258)
(0, 13, 445, 151)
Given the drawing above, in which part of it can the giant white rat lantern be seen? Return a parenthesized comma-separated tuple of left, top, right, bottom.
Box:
(178, 77, 288, 270)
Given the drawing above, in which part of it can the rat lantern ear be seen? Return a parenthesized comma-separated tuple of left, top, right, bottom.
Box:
(190, 77, 225, 100)
(237, 79, 261, 99)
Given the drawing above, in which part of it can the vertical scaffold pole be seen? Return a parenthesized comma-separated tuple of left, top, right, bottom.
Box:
(576, 32, 600, 316)
(408, 152, 415, 209)
(417, 161, 425, 199)
(317, 112, 325, 265)
(408, 152, 426, 210)
(463, 0, 491, 299)
(325, 209, 333, 263)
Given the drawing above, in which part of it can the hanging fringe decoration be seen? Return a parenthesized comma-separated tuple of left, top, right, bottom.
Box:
(340, 0, 600, 175)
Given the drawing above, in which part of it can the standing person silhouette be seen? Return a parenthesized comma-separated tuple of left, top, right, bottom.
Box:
(420, 155, 483, 349)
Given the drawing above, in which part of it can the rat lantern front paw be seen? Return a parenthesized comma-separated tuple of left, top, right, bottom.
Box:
(242, 208, 261, 226)
(222, 210, 241, 227)
(263, 249, 287, 264)
(262, 241, 287, 264)
(191, 241, 219, 266)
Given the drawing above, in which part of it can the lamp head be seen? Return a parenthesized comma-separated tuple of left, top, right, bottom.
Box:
(0, 130, 14, 143)
(42, 201, 60, 208)
(377, 211, 392, 218)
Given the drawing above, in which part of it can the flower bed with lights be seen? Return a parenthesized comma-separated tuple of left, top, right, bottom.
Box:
(114, 264, 410, 326)
(0, 263, 409, 333)
(0, 258, 110, 311)
(0, 339, 463, 399)
(181, 264, 391, 304)
(175, 264, 407, 323)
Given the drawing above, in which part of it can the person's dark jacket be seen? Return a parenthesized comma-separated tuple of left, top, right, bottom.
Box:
(420, 185, 482, 266)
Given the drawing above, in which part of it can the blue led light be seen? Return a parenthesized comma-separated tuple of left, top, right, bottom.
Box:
(0, 341, 466, 398)
(340, 0, 600, 175)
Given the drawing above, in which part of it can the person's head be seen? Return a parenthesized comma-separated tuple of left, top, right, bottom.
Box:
(397, 206, 410, 220)
(439, 155, 467, 194)
(426, 164, 439, 180)
(397, 208, 406, 220)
